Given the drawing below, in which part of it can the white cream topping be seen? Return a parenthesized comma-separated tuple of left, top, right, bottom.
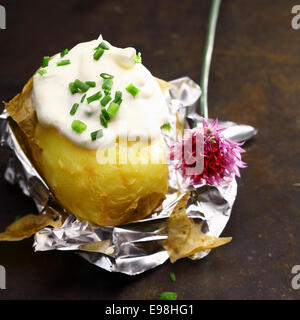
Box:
(32, 35, 170, 149)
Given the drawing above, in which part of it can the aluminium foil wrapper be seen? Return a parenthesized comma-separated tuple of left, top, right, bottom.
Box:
(0, 77, 257, 275)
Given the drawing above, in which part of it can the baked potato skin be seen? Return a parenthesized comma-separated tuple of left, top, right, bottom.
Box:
(34, 123, 169, 226)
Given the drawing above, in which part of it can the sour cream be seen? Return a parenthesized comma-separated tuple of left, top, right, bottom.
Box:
(32, 35, 170, 149)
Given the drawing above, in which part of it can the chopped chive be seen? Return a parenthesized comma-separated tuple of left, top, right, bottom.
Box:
(104, 89, 110, 95)
(210, 137, 216, 143)
(60, 48, 69, 57)
(38, 69, 47, 76)
(107, 101, 120, 117)
(69, 82, 79, 94)
(85, 81, 96, 88)
(71, 120, 87, 134)
(101, 108, 110, 121)
(100, 73, 114, 79)
(100, 94, 112, 106)
(81, 94, 87, 103)
(169, 272, 176, 282)
(57, 59, 71, 66)
(94, 41, 109, 50)
(74, 79, 90, 92)
(134, 52, 142, 63)
(42, 56, 50, 68)
(70, 103, 79, 116)
(158, 292, 177, 300)
(161, 123, 171, 130)
(14, 215, 22, 222)
(126, 83, 140, 97)
(93, 47, 104, 60)
(102, 78, 113, 92)
(87, 91, 102, 104)
(100, 113, 108, 128)
(113, 91, 123, 105)
(91, 129, 103, 141)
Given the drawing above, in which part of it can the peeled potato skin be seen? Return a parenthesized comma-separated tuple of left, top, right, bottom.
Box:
(33, 123, 169, 226)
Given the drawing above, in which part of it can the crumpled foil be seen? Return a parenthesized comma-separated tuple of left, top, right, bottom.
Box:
(0, 77, 257, 275)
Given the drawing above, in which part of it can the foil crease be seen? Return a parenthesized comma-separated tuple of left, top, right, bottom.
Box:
(0, 77, 257, 275)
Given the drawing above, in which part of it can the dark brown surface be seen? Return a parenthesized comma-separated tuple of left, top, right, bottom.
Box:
(0, 0, 299, 300)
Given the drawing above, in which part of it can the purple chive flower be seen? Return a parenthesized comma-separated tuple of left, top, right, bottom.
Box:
(170, 118, 247, 186)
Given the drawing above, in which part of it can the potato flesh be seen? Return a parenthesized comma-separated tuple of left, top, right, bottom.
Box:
(34, 124, 169, 226)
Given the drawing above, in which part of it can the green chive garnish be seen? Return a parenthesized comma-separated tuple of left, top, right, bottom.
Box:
(100, 114, 108, 128)
(42, 56, 50, 67)
(107, 101, 120, 117)
(158, 292, 177, 300)
(102, 78, 113, 92)
(70, 103, 79, 116)
(38, 69, 47, 76)
(85, 81, 96, 88)
(14, 215, 22, 222)
(94, 42, 109, 50)
(57, 59, 71, 66)
(71, 120, 87, 134)
(134, 52, 142, 63)
(100, 73, 114, 79)
(87, 91, 102, 104)
(101, 108, 110, 121)
(81, 94, 87, 103)
(126, 83, 140, 97)
(161, 123, 171, 130)
(60, 48, 69, 57)
(91, 129, 103, 141)
(169, 272, 176, 282)
(210, 137, 216, 143)
(69, 82, 79, 94)
(74, 79, 90, 92)
(93, 47, 104, 60)
(100, 94, 112, 106)
(113, 91, 123, 105)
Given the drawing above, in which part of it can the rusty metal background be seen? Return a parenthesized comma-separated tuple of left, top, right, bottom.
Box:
(0, 0, 299, 299)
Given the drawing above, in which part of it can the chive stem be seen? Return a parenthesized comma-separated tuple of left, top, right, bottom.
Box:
(94, 42, 109, 50)
(107, 101, 120, 117)
(159, 292, 177, 300)
(91, 129, 103, 141)
(71, 120, 87, 133)
(74, 79, 90, 92)
(100, 113, 108, 128)
(38, 69, 47, 76)
(101, 94, 112, 106)
(199, 0, 222, 118)
(102, 78, 113, 92)
(100, 73, 114, 79)
(113, 91, 123, 105)
(69, 82, 79, 94)
(42, 56, 50, 68)
(134, 52, 142, 63)
(161, 123, 171, 130)
(70, 103, 79, 116)
(85, 81, 96, 88)
(57, 59, 71, 66)
(87, 91, 102, 104)
(126, 83, 140, 97)
(60, 48, 69, 57)
(93, 47, 104, 60)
